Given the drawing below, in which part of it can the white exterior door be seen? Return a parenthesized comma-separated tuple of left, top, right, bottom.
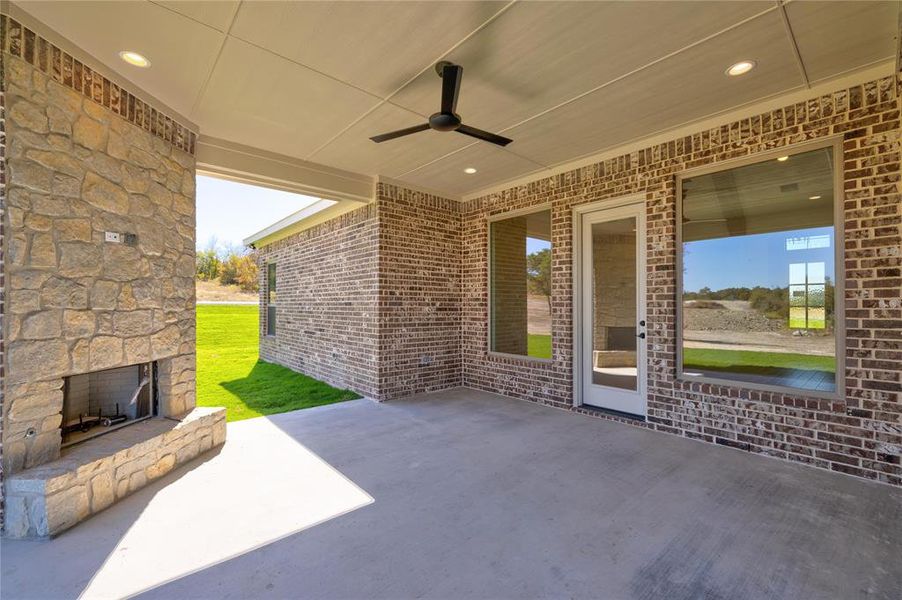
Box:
(578, 202, 647, 416)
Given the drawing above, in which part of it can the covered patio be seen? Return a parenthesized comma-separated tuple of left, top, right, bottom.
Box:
(3, 390, 900, 599)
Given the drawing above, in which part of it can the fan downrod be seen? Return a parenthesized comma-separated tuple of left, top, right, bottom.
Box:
(434, 60, 454, 77)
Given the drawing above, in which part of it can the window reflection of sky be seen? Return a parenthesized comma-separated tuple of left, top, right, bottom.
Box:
(527, 237, 551, 255)
(683, 226, 834, 292)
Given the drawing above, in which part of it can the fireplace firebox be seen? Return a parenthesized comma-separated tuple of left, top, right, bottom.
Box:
(62, 362, 157, 447)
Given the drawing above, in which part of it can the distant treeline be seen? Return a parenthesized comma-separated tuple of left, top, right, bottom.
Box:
(196, 246, 258, 292)
(685, 280, 834, 322)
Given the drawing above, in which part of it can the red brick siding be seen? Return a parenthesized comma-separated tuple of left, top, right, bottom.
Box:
(258, 185, 462, 401)
(377, 183, 461, 399)
(258, 204, 381, 398)
(489, 217, 528, 356)
(462, 74, 902, 485)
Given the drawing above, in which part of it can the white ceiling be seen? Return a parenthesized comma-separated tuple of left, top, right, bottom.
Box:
(15, 0, 901, 199)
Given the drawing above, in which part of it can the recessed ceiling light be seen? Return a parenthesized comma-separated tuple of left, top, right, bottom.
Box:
(119, 50, 151, 68)
(777, 156, 789, 162)
(725, 60, 756, 76)
(809, 195, 822, 200)
(464, 167, 477, 174)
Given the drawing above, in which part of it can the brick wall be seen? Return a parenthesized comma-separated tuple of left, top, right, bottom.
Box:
(257, 184, 462, 401)
(489, 216, 528, 355)
(461, 73, 901, 486)
(258, 204, 381, 398)
(377, 183, 461, 399)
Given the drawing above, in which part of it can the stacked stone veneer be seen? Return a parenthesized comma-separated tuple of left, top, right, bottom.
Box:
(462, 74, 902, 486)
(5, 53, 198, 471)
(592, 232, 636, 352)
(2, 13, 210, 536)
(258, 183, 461, 401)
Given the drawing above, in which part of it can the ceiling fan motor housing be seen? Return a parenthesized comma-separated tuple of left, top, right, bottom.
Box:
(429, 112, 462, 131)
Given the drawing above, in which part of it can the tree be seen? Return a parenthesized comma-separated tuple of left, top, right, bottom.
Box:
(219, 251, 258, 292)
(236, 252, 259, 292)
(527, 248, 552, 311)
(195, 249, 221, 281)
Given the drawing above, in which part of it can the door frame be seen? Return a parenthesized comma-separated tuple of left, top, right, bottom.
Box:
(571, 194, 647, 413)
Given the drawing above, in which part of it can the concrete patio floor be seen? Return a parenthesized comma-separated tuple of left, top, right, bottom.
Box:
(2, 388, 901, 599)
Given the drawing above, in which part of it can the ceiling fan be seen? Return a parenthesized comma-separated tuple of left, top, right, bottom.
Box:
(370, 61, 513, 147)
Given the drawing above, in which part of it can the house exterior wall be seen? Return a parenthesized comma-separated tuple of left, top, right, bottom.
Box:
(461, 73, 901, 486)
(2, 12, 199, 495)
(258, 73, 899, 486)
(258, 204, 380, 398)
(257, 183, 462, 401)
(377, 184, 462, 399)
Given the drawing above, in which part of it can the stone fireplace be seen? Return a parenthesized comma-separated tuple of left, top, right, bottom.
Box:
(2, 14, 225, 538)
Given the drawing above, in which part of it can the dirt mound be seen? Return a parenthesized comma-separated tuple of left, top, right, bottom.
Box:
(683, 307, 785, 333)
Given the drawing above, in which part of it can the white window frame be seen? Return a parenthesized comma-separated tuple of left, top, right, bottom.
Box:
(674, 137, 845, 400)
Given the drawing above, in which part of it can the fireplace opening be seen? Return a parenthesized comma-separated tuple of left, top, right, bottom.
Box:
(62, 362, 157, 447)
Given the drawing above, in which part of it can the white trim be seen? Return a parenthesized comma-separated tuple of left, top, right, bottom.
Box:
(196, 136, 375, 205)
(572, 194, 647, 410)
(243, 199, 337, 246)
(461, 60, 894, 202)
(243, 200, 366, 248)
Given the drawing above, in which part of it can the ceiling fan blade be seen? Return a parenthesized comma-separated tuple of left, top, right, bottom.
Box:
(456, 124, 513, 147)
(370, 123, 430, 143)
(441, 64, 463, 114)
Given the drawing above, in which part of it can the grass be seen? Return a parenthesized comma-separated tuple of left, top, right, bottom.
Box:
(528, 334, 552, 359)
(683, 347, 835, 373)
(196, 304, 360, 422)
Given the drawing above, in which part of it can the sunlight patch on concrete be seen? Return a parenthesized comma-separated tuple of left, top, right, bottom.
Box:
(79, 417, 373, 599)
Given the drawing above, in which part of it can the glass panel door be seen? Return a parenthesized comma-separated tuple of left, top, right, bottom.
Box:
(580, 203, 646, 416)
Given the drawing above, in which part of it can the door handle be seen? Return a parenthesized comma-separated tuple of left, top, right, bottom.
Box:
(637, 332, 646, 339)
(639, 320, 646, 327)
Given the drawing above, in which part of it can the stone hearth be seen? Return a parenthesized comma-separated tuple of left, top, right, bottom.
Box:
(4, 407, 225, 538)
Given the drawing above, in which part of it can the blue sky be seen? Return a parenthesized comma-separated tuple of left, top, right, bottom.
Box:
(527, 237, 551, 254)
(196, 175, 319, 250)
(683, 226, 834, 291)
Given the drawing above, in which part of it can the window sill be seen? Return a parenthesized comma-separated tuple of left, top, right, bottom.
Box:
(676, 372, 840, 401)
(487, 351, 554, 365)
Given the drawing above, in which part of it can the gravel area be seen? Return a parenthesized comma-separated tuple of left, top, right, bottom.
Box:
(684, 307, 785, 333)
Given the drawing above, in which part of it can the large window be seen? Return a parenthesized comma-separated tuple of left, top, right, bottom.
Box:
(266, 262, 277, 336)
(678, 145, 839, 394)
(489, 208, 552, 359)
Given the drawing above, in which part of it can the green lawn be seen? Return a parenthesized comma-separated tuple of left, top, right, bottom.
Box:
(196, 304, 360, 422)
(528, 334, 552, 359)
(683, 347, 835, 373)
